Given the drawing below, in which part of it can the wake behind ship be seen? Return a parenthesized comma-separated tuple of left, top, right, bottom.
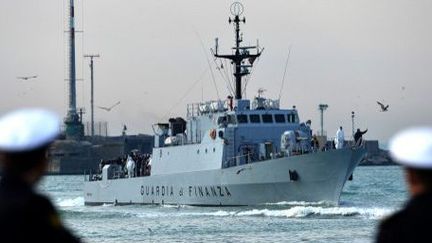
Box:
(84, 2, 366, 206)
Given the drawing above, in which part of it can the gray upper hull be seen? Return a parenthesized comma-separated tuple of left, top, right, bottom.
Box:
(84, 148, 365, 206)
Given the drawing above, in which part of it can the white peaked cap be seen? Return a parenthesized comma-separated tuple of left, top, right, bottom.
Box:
(0, 108, 60, 152)
(389, 127, 432, 169)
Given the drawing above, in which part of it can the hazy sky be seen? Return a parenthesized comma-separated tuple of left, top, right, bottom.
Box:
(1, 0, 431, 143)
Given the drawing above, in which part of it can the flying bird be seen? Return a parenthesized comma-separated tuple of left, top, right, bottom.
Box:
(376, 101, 389, 112)
(97, 101, 120, 112)
(17, 75, 38, 81)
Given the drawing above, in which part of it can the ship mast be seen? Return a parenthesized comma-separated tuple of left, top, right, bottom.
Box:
(213, 2, 262, 100)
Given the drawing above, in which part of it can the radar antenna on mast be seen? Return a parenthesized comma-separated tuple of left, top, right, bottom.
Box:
(211, 2, 263, 100)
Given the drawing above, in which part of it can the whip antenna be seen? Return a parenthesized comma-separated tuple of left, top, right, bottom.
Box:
(278, 46, 292, 101)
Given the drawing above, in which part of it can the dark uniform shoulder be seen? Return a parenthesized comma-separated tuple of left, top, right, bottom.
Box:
(0, 181, 80, 242)
(377, 195, 432, 243)
(377, 210, 407, 243)
(29, 194, 82, 242)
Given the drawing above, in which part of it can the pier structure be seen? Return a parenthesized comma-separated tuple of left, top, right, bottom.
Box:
(84, 54, 100, 137)
(318, 104, 328, 136)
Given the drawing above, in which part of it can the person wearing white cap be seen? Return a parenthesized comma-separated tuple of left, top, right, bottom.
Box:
(0, 108, 80, 242)
(377, 127, 432, 243)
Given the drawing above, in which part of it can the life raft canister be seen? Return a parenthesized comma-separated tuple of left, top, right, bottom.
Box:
(209, 129, 217, 140)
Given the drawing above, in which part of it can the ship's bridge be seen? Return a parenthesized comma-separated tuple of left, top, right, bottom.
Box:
(188, 96, 296, 115)
(217, 108, 299, 128)
(187, 97, 300, 127)
(186, 100, 227, 118)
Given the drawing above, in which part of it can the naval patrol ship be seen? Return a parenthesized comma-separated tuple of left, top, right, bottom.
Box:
(84, 3, 366, 206)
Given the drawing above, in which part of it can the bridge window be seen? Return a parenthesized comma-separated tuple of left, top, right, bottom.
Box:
(227, 115, 237, 124)
(275, 114, 285, 123)
(217, 116, 227, 126)
(249, 114, 260, 123)
(288, 113, 299, 123)
(287, 114, 295, 123)
(237, 114, 248, 124)
(262, 114, 273, 123)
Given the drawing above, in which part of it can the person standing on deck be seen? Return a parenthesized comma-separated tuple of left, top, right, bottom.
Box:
(334, 126, 345, 149)
(354, 128, 368, 146)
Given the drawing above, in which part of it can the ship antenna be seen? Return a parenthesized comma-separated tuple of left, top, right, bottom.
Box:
(193, 30, 220, 100)
(278, 46, 292, 101)
(212, 2, 262, 100)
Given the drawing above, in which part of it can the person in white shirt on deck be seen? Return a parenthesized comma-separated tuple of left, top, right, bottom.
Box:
(335, 126, 345, 149)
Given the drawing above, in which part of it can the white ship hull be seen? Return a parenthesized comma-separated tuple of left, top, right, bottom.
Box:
(84, 148, 365, 206)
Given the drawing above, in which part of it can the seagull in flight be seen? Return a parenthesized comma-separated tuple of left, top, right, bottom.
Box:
(17, 75, 38, 81)
(376, 101, 389, 112)
(97, 101, 120, 112)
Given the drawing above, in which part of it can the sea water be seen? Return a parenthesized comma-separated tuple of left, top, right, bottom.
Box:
(38, 166, 406, 243)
